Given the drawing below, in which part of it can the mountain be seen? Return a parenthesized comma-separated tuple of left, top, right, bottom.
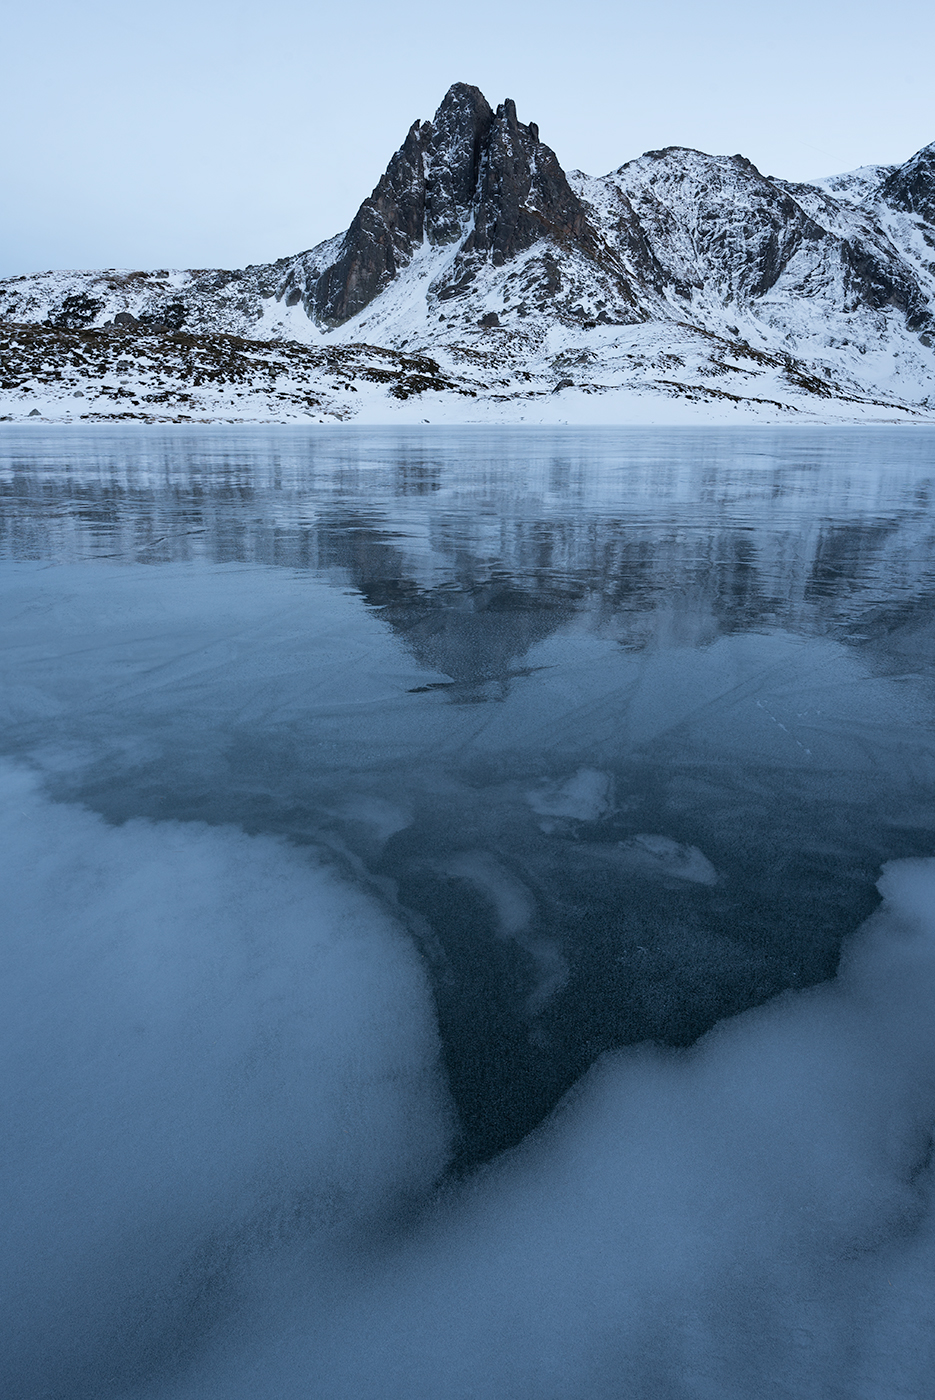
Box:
(2, 83, 934, 424)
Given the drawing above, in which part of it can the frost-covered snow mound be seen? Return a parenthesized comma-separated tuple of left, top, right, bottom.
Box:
(0, 760, 453, 1398)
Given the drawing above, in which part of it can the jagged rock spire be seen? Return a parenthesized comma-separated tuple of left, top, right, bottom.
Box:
(313, 84, 594, 325)
(465, 98, 588, 266)
(423, 83, 494, 244)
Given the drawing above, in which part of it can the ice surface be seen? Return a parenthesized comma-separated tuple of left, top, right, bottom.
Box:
(2, 425, 935, 1396)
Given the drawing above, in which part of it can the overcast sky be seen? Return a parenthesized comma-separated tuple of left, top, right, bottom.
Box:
(3, 0, 934, 278)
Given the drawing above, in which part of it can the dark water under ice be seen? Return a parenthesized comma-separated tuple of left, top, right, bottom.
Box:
(3, 424, 935, 1399)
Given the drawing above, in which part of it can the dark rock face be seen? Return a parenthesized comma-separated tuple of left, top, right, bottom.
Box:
(314, 86, 493, 325)
(464, 98, 588, 265)
(879, 141, 935, 225)
(313, 84, 598, 325)
(840, 240, 933, 331)
(315, 119, 429, 323)
(52, 294, 103, 330)
(423, 84, 494, 243)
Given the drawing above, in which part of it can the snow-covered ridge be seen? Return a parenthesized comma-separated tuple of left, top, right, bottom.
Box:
(2, 84, 934, 424)
(814, 165, 896, 204)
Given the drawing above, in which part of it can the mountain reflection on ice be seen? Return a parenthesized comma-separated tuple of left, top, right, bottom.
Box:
(2, 425, 935, 1398)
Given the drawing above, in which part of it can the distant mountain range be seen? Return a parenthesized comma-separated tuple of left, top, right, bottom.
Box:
(2, 83, 934, 424)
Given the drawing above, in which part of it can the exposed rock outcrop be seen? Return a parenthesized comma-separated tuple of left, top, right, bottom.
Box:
(879, 141, 935, 224)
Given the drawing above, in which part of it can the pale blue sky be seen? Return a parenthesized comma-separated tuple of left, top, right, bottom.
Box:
(3, 0, 934, 277)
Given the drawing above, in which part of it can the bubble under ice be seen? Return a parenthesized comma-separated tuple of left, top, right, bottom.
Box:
(0, 761, 453, 1399)
(139, 857, 935, 1400)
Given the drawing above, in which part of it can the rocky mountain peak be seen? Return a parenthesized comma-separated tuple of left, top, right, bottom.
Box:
(2, 86, 934, 428)
(463, 96, 589, 267)
(312, 84, 594, 325)
(423, 83, 494, 244)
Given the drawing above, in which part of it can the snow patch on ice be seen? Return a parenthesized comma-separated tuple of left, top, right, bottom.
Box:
(618, 832, 719, 885)
(526, 767, 614, 822)
(431, 850, 568, 1013)
(0, 760, 452, 1398)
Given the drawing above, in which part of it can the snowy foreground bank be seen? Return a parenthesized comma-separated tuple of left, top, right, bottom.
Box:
(2, 320, 932, 427)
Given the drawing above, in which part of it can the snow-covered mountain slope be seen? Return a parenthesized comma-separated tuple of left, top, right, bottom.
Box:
(0, 323, 473, 425)
(0, 251, 332, 347)
(2, 84, 934, 424)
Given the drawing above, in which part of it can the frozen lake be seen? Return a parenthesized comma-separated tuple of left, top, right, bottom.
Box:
(3, 425, 935, 1398)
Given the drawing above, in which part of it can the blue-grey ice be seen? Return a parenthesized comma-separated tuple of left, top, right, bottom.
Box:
(2, 423, 935, 1398)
